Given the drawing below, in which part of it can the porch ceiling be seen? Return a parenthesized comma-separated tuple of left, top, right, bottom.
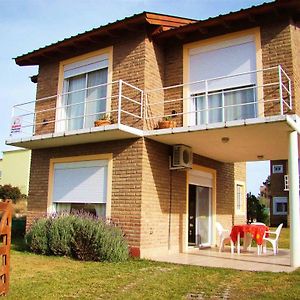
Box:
(145, 115, 299, 163)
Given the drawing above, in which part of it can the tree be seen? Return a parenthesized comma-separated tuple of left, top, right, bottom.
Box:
(0, 184, 25, 203)
(247, 192, 268, 223)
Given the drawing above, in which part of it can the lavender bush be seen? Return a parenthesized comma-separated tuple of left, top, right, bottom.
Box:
(25, 212, 129, 262)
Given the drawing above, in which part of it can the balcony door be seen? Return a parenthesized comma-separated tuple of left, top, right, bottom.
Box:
(188, 35, 258, 126)
(60, 54, 109, 132)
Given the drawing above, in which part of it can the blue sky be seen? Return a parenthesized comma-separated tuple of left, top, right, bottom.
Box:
(0, 0, 271, 194)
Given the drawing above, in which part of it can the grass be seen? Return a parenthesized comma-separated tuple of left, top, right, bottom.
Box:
(6, 238, 300, 300)
(274, 227, 289, 249)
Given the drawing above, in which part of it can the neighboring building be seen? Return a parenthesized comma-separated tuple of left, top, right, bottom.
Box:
(0, 149, 31, 195)
(269, 160, 299, 227)
(5, 0, 300, 260)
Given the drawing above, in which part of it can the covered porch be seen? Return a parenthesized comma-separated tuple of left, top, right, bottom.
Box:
(145, 114, 300, 269)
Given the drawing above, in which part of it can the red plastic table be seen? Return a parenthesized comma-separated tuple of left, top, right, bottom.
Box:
(230, 224, 269, 254)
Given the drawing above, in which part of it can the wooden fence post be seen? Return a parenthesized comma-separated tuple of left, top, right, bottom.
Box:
(0, 200, 12, 296)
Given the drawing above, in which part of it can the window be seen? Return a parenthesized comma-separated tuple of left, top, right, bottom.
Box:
(192, 85, 256, 124)
(273, 197, 288, 215)
(61, 54, 109, 131)
(272, 164, 283, 174)
(188, 35, 258, 125)
(235, 182, 245, 215)
(51, 159, 109, 218)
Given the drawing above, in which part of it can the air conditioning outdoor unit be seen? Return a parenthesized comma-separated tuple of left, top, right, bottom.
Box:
(172, 144, 193, 169)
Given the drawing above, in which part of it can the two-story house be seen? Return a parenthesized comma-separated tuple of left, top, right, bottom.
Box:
(6, 0, 300, 267)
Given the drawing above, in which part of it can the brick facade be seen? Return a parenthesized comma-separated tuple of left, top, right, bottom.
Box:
(28, 138, 143, 252)
(25, 11, 300, 256)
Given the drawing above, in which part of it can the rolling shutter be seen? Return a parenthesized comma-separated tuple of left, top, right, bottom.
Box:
(189, 35, 257, 94)
(64, 54, 109, 78)
(52, 160, 108, 204)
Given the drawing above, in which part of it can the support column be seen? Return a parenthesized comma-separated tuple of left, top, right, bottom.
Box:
(289, 130, 300, 267)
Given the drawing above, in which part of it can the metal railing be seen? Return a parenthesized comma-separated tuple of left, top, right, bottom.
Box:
(144, 65, 292, 129)
(9, 65, 292, 138)
(10, 80, 143, 137)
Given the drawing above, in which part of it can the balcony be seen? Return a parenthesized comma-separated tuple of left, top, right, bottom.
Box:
(6, 65, 297, 161)
(7, 80, 144, 148)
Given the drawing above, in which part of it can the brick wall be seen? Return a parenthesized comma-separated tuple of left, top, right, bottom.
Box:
(233, 162, 247, 225)
(140, 139, 245, 256)
(35, 62, 59, 135)
(261, 21, 295, 116)
(290, 21, 300, 115)
(144, 38, 165, 129)
(27, 138, 143, 252)
(163, 43, 184, 127)
(111, 32, 146, 128)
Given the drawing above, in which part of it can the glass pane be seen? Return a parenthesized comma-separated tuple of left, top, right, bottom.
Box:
(208, 93, 222, 123)
(85, 68, 108, 128)
(225, 86, 256, 121)
(65, 74, 86, 130)
(70, 203, 106, 218)
(196, 186, 210, 246)
(193, 93, 222, 125)
(193, 96, 206, 125)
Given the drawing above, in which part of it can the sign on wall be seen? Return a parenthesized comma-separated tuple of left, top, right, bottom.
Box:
(10, 116, 22, 135)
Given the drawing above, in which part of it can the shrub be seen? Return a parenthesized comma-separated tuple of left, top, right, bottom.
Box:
(25, 218, 50, 255)
(48, 215, 74, 256)
(25, 213, 129, 262)
(0, 184, 26, 203)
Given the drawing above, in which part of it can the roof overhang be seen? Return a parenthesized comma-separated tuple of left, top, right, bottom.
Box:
(154, 0, 300, 43)
(15, 12, 195, 66)
(6, 124, 143, 149)
(144, 115, 300, 163)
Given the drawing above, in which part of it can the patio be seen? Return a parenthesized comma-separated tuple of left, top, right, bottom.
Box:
(149, 246, 294, 273)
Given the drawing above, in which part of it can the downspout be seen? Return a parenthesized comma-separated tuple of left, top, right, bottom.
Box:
(286, 115, 300, 268)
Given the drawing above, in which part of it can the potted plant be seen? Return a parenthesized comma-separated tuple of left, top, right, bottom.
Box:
(94, 114, 113, 127)
(158, 116, 177, 129)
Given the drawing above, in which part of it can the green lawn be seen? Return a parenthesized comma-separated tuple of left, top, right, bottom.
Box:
(7, 238, 300, 300)
(274, 227, 289, 249)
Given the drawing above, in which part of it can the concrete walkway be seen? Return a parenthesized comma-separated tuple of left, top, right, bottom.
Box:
(148, 247, 295, 273)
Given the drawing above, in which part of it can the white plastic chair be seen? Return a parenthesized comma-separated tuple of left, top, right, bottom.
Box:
(216, 222, 234, 254)
(262, 223, 283, 255)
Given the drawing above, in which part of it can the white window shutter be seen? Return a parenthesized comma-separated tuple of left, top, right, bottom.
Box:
(52, 160, 108, 204)
(189, 36, 257, 94)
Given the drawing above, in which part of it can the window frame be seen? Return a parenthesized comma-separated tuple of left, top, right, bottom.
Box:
(273, 197, 288, 216)
(56, 47, 113, 133)
(183, 28, 263, 127)
(47, 154, 113, 218)
(235, 181, 246, 215)
(272, 164, 283, 174)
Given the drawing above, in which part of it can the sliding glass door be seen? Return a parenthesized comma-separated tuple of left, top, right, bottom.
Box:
(191, 85, 256, 125)
(64, 68, 108, 131)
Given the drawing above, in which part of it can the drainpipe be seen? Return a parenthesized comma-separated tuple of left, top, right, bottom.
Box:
(286, 116, 300, 267)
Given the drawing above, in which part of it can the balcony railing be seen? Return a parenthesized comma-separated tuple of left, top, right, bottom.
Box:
(144, 65, 292, 129)
(9, 65, 292, 139)
(10, 80, 143, 137)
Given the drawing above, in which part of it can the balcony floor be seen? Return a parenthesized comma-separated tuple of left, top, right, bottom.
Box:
(6, 124, 143, 149)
